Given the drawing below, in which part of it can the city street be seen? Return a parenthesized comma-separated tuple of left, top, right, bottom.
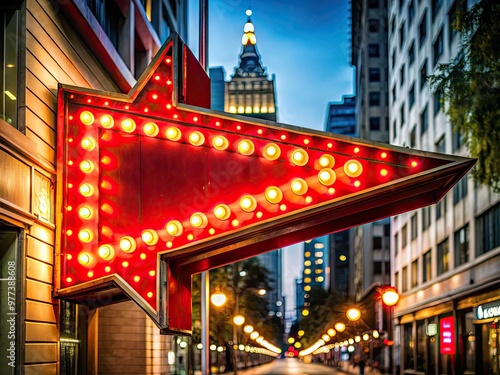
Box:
(219, 358, 354, 375)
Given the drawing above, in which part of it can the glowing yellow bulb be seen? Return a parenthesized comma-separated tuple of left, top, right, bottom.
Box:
(381, 152, 388, 159)
(263, 143, 281, 160)
(149, 270, 156, 277)
(232, 219, 239, 227)
(79, 183, 94, 197)
(166, 220, 183, 237)
(142, 229, 159, 245)
(80, 111, 94, 125)
(291, 149, 309, 166)
(166, 127, 181, 141)
(212, 136, 229, 150)
(328, 329, 336, 337)
(344, 160, 363, 177)
(318, 168, 336, 186)
(122, 261, 129, 267)
(120, 236, 136, 253)
(98, 245, 115, 261)
(190, 213, 208, 228)
(78, 252, 91, 265)
(380, 168, 388, 176)
(411, 160, 418, 167)
(100, 114, 114, 128)
(121, 118, 136, 133)
(240, 195, 257, 212)
(335, 322, 346, 332)
(81, 137, 96, 151)
(214, 204, 231, 220)
(78, 206, 93, 220)
(238, 140, 255, 155)
(143, 122, 159, 137)
(354, 180, 361, 188)
(265, 186, 283, 204)
(290, 178, 308, 195)
(189, 131, 205, 146)
(80, 160, 95, 173)
(78, 230, 92, 243)
(319, 154, 335, 168)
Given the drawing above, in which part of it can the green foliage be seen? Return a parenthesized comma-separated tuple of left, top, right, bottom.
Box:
(428, 0, 500, 192)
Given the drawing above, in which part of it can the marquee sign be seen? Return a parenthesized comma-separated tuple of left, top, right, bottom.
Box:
(56, 34, 475, 334)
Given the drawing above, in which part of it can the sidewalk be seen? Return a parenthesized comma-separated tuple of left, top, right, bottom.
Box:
(334, 362, 384, 375)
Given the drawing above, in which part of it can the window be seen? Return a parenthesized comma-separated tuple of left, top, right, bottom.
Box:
(399, 21, 406, 49)
(432, 0, 442, 18)
(392, 84, 397, 104)
(454, 224, 469, 266)
(368, 0, 379, 8)
(422, 206, 431, 230)
(420, 104, 428, 135)
(411, 259, 418, 287)
(402, 266, 408, 292)
(404, 324, 414, 370)
(394, 271, 399, 291)
(419, 10, 427, 47)
(409, 83, 415, 109)
(0, 9, 19, 127)
(433, 28, 444, 66)
(369, 67, 381, 82)
(370, 117, 381, 131)
(433, 91, 442, 115)
(411, 214, 418, 240)
(410, 126, 416, 147)
(368, 43, 380, 57)
(408, 0, 415, 25)
(400, 103, 406, 126)
(452, 129, 464, 151)
(448, 1, 459, 43)
(436, 197, 447, 220)
(400, 63, 405, 86)
(408, 41, 415, 66)
(402, 224, 408, 248)
(437, 238, 449, 275)
(395, 232, 399, 255)
(369, 19, 379, 33)
(373, 236, 382, 249)
(453, 175, 468, 204)
(423, 250, 432, 282)
(391, 48, 397, 69)
(86, 0, 125, 51)
(420, 59, 428, 90)
(0, 227, 21, 374)
(476, 203, 500, 256)
(369, 92, 381, 106)
(416, 321, 426, 372)
(435, 136, 445, 153)
(390, 16, 396, 36)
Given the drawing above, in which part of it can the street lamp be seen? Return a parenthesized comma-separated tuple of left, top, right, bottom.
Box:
(380, 286, 399, 375)
(211, 290, 227, 307)
(346, 307, 361, 322)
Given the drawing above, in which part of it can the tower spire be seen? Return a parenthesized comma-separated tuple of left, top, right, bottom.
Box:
(235, 9, 265, 77)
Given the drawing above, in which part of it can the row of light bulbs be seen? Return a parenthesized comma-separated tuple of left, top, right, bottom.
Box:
(78, 110, 365, 179)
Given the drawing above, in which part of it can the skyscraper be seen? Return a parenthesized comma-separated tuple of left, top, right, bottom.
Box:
(209, 9, 283, 321)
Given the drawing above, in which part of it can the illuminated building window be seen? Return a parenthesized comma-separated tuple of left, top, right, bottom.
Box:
(0, 8, 19, 127)
(304, 268, 311, 275)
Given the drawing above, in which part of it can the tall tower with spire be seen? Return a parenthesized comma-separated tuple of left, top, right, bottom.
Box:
(225, 10, 277, 121)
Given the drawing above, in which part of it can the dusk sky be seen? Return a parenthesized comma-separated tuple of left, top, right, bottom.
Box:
(188, 0, 354, 314)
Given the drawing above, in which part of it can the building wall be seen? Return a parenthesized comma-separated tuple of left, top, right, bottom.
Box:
(0, 0, 186, 373)
(388, 0, 500, 373)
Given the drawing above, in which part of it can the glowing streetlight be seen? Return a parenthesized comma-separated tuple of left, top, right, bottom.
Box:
(233, 314, 245, 326)
(334, 322, 346, 332)
(210, 290, 227, 307)
(346, 307, 361, 321)
(382, 287, 400, 307)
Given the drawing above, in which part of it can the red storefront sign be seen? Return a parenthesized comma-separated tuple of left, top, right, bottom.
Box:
(440, 316, 456, 354)
(56, 34, 474, 333)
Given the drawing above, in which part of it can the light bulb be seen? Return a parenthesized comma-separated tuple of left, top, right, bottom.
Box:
(318, 169, 336, 186)
(166, 220, 183, 237)
(189, 131, 205, 146)
(238, 140, 255, 155)
(240, 195, 257, 212)
(212, 136, 228, 150)
(291, 149, 309, 166)
(120, 236, 136, 253)
(263, 143, 281, 160)
(166, 127, 181, 141)
(100, 114, 114, 128)
(190, 212, 208, 228)
(121, 118, 136, 133)
(290, 178, 308, 195)
(344, 160, 363, 177)
(142, 229, 159, 245)
(143, 122, 159, 137)
(80, 111, 94, 125)
(98, 245, 115, 260)
(265, 187, 283, 204)
(214, 204, 231, 220)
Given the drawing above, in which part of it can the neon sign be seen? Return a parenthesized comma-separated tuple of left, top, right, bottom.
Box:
(440, 316, 456, 355)
(56, 34, 475, 333)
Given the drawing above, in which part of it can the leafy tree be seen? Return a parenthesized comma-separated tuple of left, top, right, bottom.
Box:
(428, 0, 500, 192)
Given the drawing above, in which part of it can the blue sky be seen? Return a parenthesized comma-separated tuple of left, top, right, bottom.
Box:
(187, 0, 353, 314)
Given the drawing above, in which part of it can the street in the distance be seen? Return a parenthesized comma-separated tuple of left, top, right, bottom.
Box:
(219, 358, 345, 375)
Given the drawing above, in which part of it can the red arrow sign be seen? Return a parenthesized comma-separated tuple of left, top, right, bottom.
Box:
(56, 34, 474, 333)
